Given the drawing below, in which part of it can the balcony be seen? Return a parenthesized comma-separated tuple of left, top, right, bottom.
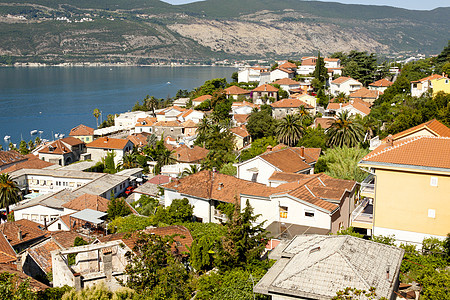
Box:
(213, 209, 228, 222)
(351, 198, 373, 230)
(360, 174, 375, 198)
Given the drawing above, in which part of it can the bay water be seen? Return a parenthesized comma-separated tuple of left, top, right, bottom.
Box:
(0, 66, 234, 147)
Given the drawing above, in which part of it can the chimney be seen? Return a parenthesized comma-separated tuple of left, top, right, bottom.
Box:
(386, 264, 391, 280)
(300, 146, 305, 158)
(18, 230, 23, 241)
(267, 145, 273, 152)
(105, 137, 109, 142)
(386, 135, 393, 147)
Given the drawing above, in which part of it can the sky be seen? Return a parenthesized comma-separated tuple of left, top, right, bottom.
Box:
(160, 0, 449, 11)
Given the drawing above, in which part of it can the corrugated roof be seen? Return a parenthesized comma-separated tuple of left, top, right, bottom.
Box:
(70, 209, 107, 224)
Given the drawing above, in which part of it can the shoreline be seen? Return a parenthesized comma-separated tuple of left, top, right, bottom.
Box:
(0, 62, 239, 68)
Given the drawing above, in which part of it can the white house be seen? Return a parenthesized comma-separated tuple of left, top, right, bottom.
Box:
(270, 67, 295, 82)
(155, 106, 186, 122)
(191, 95, 212, 107)
(235, 146, 321, 186)
(231, 101, 260, 115)
(176, 109, 204, 124)
(134, 117, 157, 134)
(368, 78, 393, 93)
(114, 111, 149, 130)
(272, 78, 300, 95)
(86, 137, 134, 165)
(238, 67, 270, 83)
(330, 76, 363, 96)
(411, 74, 444, 97)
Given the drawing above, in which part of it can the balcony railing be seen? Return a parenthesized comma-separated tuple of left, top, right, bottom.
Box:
(360, 174, 375, 196)
(351, 198, 373, 225)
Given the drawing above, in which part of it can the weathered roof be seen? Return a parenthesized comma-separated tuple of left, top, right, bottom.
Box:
(51, 231, 88, 249)
(258, 147, 320, 173)
(153, 120, 183, 127)
(70, 209, 107, 224)
(27, 238, 60, 273)
(62, 194, 109, 212)
(0, 154, 54, 174)
(181, 119, 197, 128)
(233, 114, 250, 124)
(271, 98, 313, 109)
(86, 137, 131, 150)
(0, 150, 26, 168)
(0, 219, 47, 247)
(147, 174, 172, 185)
(253, 84, 279, 92)
(331, 76, 361, 85)
(69, 124, 94, 136)
(254, 235, 404, 300)
(127, 133, 148, 147)
(327, 99, 371, 115)
(349, 87, 382, 99)
(361, 136, 450, 171)
(224, 85, 251, 95)
(135, 117, 157, 127)
(173, 145, 209, 163)
(0, 233, 17, 264)
(38, 137, 84, 155)
(0, 264, 49, 291)
(133, 181, 159, 196)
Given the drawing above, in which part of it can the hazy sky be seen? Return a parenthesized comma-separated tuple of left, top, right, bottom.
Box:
(161, 0, 449, 11)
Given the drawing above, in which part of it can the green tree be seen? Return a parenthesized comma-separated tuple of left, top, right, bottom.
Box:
(315, 146, 369, 182)
(108, 215, 154, 233)
(313, 51, 328, 90)
(0, 173, 20, 215)
(246, 109, 276, 139)
(131, 195, 159, 216)
(297, 127, 327, 150)
(327, 111, 364, 148)
(342, 51, 377, 86)
(125, 233, 193, 299)
(119, 152, 137, 169)
(93, 108, 101, 128)
(27, 140, 34, 151)
(275, 114, 304, 147)
(18, 140, 29, 155)
(240, 136, 278, 162)
(189, 236, 214, 273)
(107, 197, 132, 220)
(154, 198, 193, 224)
(68, 237, 89, 265)
(144, 95, 159, 117)
(219, 163, 237, 176)
(180, 165, 201, 177)
(62, 283, 134, 300)
(435, 40, 450, 64)
(195, 78, 227, 97)
(231, 72, 238, 82)
(102, 151, 119, 174)
(333, 287, 387, 300)
(336, 227, 364, 238)
(216, 199, 268, 271)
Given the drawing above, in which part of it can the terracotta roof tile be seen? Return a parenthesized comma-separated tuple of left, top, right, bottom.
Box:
(173, 145, 209, 163)
(276, 67, 295, 74)
(181, 119, 197, 128)
(51, 231, 88, 249)
(135, 117, 157, 127)
(271, 98, 313, 109)
(230, 125, 250, 138)
(27, 239, 60, 273)
(153, 120, 182, 127)
(278, 61, 298, 69)
(411, 74, 445, 83)
(331, 76, 361, 85)
(38, 140, 71, 155)
(225, 86, 251, 95)
(327, 99, 371, 115)
(349, 87, 382, 99)
(0, 151, 26, 168)
(87, 137, 131, 150)
(0, 234, 16, 264)
(193, 95, 212, 103)
(69, 124, 94, 136)
(272, 78, 299, 85)
(0, 264, 49, 291)
(232, 101, 260, 108)
(369, 78, 393, 87)
(0, 219, 47, 247)
(147, 175, 172, 185)
(253, 84, 279, 92)
(362, 136, 450, 170)
(384, 119, 450, 142)
(0, 154, 54, 174)
(62, 194, 109, 212)
(127, 133, 148, 147)
(233, 114, 250, 124)
(259, 147, 319, 172)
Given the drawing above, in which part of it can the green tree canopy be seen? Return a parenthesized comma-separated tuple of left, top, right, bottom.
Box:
(0, 173, 20, 215)
(107, 197, 132, 220)
(246, 108, 276, 139)
(154, 198, 193, 224)
(275, 114, 305, 147)
(327, 111, 364, 148)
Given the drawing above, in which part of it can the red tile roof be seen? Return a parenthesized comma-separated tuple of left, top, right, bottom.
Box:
(0, 154, 54, 174)
(193, 95, 212, 103)
(258, 147, 317, 173)
(69, 124, 94, 136)
(278, 61, 298, 69)
(135, 117, 157, 127)
(181, 119, 197, 128)
(253, 84, 279, 92)
(362, 136, 450, 170)
(127, 133, 148, 147)
(411, 74, 445, 83)
(349, 87, 382, 99)
(313, 117, 334, 129)
(272, 78, 300, 85)
(173, 145, 209, 163)
(0, 219, 47, 247)
(224, 85, 251, 95)
(38, 137, 83, 155)
(384, 119, 450, 142)
(0, 234, 16, 264)
(27, 239, 60, 273)
(87, 137, 131, 150)
(148, 174, 172, 185)
(0, 151, 26, 168)
(0, 264, 49, 291)
(232, 101, 260, 108)
(51, 231, 89, 249)
(276, 67, 295, 74)
(230, 125, 250, 138)
(331, 76, 361, 85)
(271, 98, 313, 109)
(153, 120, 182, 127)
(369, 78, 393, 87)
(62, 194, 109, 212)
(326, 99, 371, 115)
(233, 114, 250, 124)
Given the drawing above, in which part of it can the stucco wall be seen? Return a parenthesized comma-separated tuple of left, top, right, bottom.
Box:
(165, 190, 212, 223)
(236, 157, 276, 186)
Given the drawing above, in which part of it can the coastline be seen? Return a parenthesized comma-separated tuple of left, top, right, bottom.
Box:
(1, 62, 238, 68)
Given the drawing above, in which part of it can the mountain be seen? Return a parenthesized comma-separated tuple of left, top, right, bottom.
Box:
(0, 0, 448, 64)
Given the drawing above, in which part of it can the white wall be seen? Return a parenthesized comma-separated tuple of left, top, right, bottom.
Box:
(87, 148, 125, 165)
(165, 190, 212, 223)
(241, 194, 331, 230)
(236, 157, 277, 186)
(374, 226, 447, 248)
(270, 69, 290, 82)
(26, 175, 92, 194)
(47, 218, 71, 231)
(14, 204, 63, 225)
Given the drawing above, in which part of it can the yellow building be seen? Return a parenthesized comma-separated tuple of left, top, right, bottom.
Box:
(431, 76, 450, 97)
(358, 135, 450, 246)
(69, 124, 95, 144)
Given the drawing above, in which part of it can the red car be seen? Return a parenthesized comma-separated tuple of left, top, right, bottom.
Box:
(125, 186, 135, 195)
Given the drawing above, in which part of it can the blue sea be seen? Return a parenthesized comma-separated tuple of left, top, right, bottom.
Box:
(0, 66, 234, 147)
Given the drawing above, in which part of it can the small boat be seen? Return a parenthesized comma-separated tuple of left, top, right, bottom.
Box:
(54, 133, 59, 139)
(167, 81, 171, 84)
(59, 134, 65, 138)
(4, 135, 10, 141)
(38, 130, 43, 135)
(30, 130, 38, 135)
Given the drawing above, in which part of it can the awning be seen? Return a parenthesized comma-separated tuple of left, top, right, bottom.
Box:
(70, 209, 107, 225)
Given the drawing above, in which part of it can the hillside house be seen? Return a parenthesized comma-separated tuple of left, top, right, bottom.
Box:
(349, 87, 382, 105)
(252, 84, 278, 105)
(86, 137, 134, 165)
(272, 78, 301, 95)
(192, 95, 212, 107)
(38, 137, 86, 166)
(326, 98, 371, 117)
(134, 117, 157, 134)
(368, 78, 393, 93)
(230, 125, 251, 150)
(224, 85, 251, 100)
(270, 67, 295, 82)
(411, 74, 445, 97)
(69, 124, 95, 144)
(271, 98, 314, 119)
(238, 67, 270, 83)
(430, 75, 450, 96)
(330, 77, 363, 96)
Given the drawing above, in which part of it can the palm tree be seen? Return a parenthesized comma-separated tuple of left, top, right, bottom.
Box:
(0, 174, 20, 216)
(327, 111, 364, 148)
(119, 152, 137, 169)
(145, 95, 158, 117)
(180, 165, 201, 178)
(93, 108, 101, 128)
(275, 114, 304, 147)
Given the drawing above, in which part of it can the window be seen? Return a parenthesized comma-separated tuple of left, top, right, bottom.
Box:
(50, 215, 58, 221)
(58, 223, 61, 230)
(428, 209, 436, 218)
(279, 206, 288, 218)
(430, 177, 438, 187)
(305, 210, 315, 218)
(251, 173, 258, 183)
(22, 213, 29, 220)
(31, 214, 38, 221)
